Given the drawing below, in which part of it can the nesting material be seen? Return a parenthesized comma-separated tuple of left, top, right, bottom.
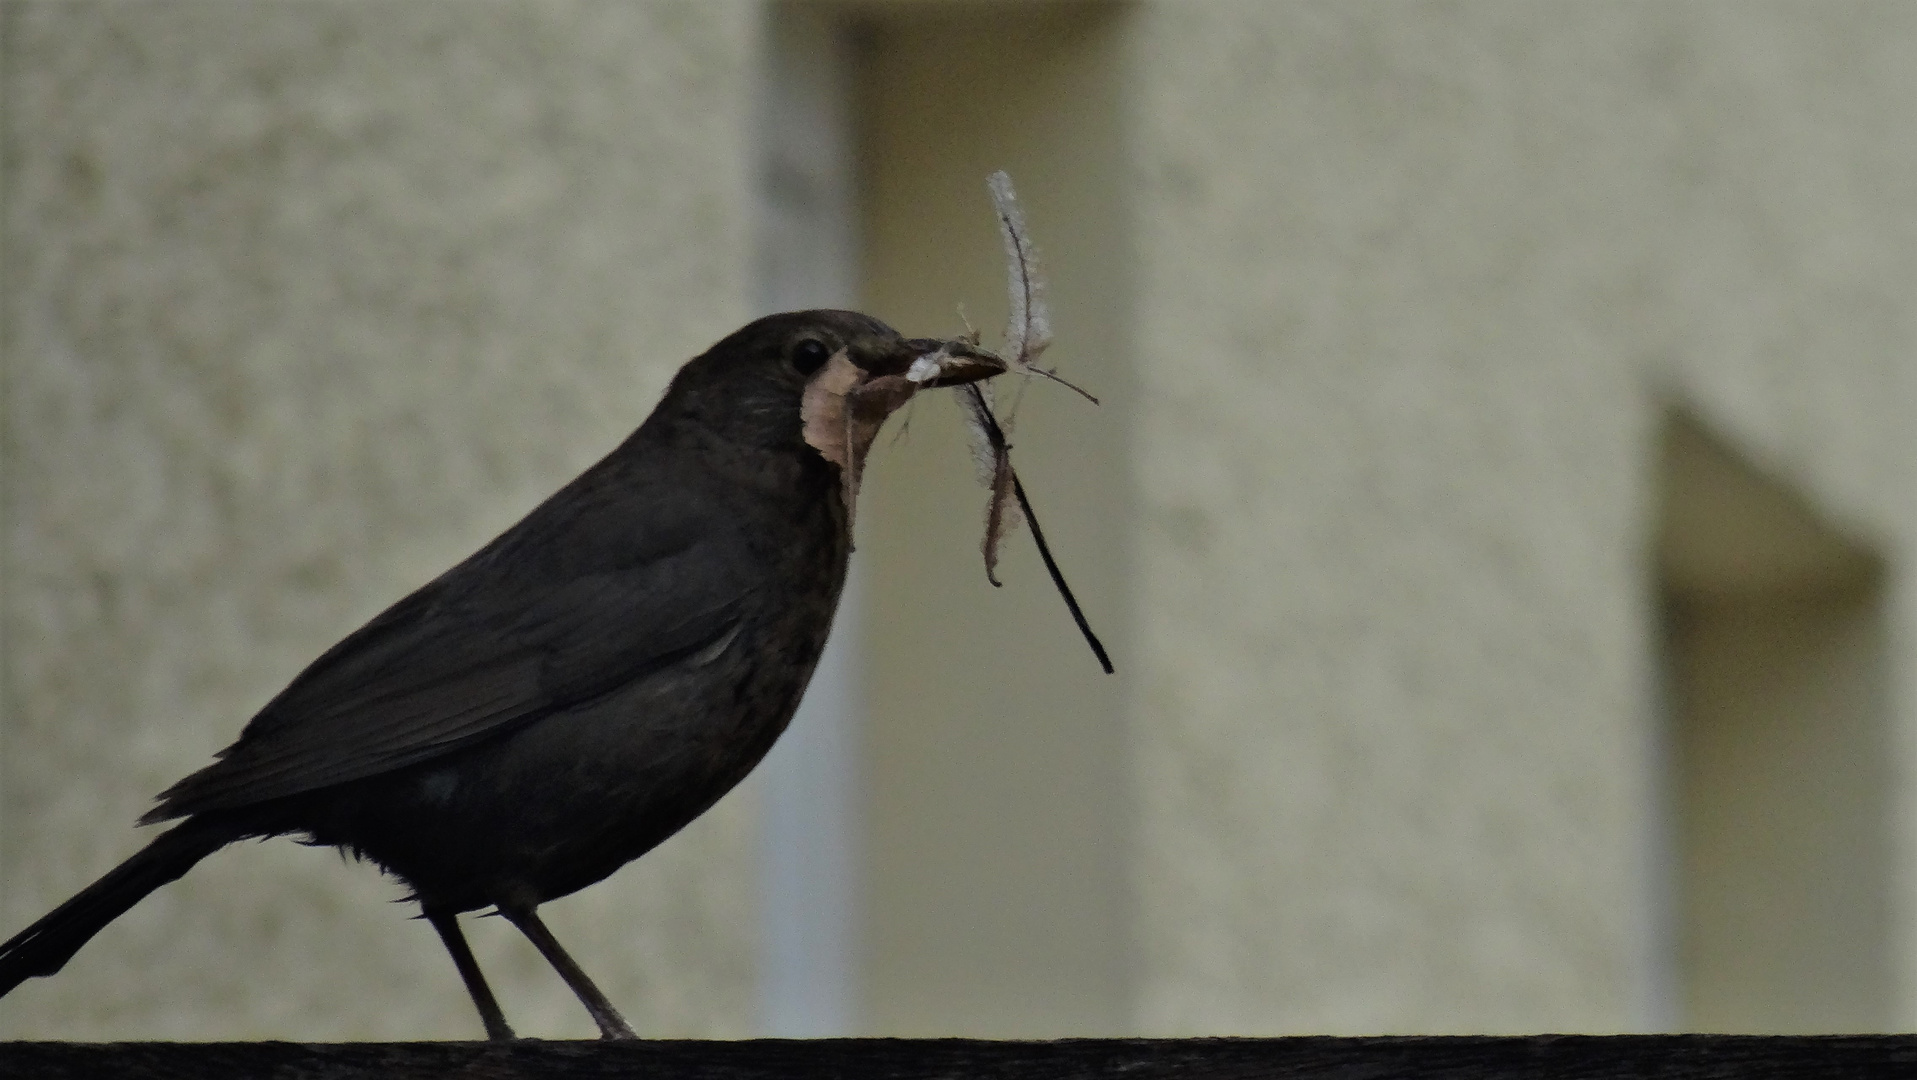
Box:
(955, 171, 1113, 674)
(803, 171, 1112, 673)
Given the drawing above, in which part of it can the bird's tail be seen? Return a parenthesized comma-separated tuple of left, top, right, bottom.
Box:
(0, 817, 244, 998)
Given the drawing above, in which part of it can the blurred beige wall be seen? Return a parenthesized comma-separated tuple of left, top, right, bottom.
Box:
(1124, 1, 1917, 1033)
(1126, 1, 1917, 1033)
(5, 0, 1917, 1043)
(1, 0, 762, 1039)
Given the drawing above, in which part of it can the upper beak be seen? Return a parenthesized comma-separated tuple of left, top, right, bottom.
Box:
(895, 338, 1007, 388)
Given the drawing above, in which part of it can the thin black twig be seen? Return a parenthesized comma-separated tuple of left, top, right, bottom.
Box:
(963, 384, 1112, 674)
(1030, 366, 1098, 404)
(1012, 472, 1113, 675)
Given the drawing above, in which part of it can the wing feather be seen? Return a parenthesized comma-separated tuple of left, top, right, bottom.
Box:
(146, 527, 746, 822)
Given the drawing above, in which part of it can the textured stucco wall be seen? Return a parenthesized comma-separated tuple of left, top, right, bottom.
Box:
(0, 1, 759, 1040)
(1127, 1, 1917, 1034)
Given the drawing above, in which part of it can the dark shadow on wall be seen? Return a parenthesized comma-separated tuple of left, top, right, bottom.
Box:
(1656, 410, 1891, 1033)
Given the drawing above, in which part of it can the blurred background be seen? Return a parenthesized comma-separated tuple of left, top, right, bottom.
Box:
(3, 0, 1916, 1040)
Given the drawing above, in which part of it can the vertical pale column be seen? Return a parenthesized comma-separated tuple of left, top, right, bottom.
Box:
(0, 0, 758, 1040)
(752, 1, 862, 1037)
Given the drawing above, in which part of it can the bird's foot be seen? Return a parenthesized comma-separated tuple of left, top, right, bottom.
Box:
(595, 1015, 638, 1040)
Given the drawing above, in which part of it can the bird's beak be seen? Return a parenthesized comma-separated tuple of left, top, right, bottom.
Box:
(803, 336, 1010, 524)
(888, 338, 1008, 389)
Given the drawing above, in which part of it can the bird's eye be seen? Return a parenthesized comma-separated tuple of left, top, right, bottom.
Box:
(791, 339, 833, 376)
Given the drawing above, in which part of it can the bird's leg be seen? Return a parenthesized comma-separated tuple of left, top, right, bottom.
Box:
(427, 909, 516, 1041)
(500, 904, 637, 1040)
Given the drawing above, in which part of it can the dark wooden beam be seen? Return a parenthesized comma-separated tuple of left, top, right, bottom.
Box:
(5, 1035, 1917, 1080)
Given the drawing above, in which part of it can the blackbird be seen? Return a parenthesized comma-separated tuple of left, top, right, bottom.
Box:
(0, 310, 1001, 1040)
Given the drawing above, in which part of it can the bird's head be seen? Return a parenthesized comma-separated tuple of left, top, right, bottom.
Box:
(663, 310, 1002, 484)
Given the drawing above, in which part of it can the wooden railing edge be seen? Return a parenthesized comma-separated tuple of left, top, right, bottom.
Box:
(4, 1033, 1917, 1079)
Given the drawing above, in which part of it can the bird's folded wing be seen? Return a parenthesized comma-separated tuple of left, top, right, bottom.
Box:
(143, 547, 743, 822)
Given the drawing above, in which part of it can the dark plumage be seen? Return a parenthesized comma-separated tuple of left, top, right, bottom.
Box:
(0, 310, 998, 1040)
